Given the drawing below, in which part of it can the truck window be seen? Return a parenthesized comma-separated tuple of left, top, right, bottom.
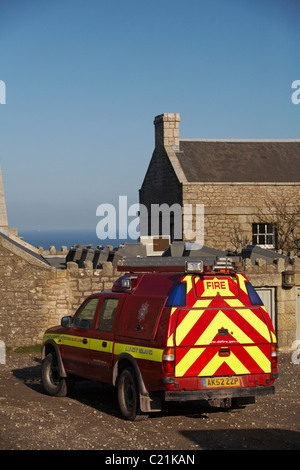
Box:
(73, 297, 99, 329)
(97, 298, 119, 332)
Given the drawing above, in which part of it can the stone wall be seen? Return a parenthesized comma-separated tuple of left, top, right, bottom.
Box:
(182, 182, 299, 251)
(0, 237, 119, 348)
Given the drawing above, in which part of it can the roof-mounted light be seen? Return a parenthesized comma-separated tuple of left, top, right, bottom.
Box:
(122, 278, 132, 289)
(185, 260, 203, 273)
(213, 257, 234, 271)
(121, 276, 138, 290)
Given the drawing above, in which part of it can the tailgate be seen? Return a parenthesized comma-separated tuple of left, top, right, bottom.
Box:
(174, 306, 272, 378)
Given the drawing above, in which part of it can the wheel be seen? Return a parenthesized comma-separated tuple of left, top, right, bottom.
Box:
(117, 367, 145, 421)
(41, 352, 69, 397)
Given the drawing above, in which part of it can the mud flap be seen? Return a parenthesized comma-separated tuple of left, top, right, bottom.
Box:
(139, 393, 162, 413)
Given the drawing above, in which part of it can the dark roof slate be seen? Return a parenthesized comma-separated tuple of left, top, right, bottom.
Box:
(176, 140, 300, 183)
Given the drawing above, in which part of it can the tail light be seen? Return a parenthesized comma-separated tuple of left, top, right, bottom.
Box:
(163, 348, 175, 373)
(271, 344, 277, 369)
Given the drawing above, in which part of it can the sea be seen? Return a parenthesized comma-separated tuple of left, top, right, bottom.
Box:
(18, 229, 137, 251)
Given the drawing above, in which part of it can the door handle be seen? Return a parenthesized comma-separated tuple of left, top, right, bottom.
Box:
(82, 338, 88, 345)
(102, 341, 107, 347)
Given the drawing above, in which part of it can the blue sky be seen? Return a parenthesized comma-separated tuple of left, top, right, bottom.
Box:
(0, 0, 299, 230)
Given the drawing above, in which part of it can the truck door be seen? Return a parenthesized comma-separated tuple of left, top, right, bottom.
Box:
(61, 297, 100, 377)
(88, 293, 125, 383)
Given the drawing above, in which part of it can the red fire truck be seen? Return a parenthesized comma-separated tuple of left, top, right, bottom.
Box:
(42, 260, 278, 420)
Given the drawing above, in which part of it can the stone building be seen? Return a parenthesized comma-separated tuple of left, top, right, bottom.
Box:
(139, 113, 300, 252)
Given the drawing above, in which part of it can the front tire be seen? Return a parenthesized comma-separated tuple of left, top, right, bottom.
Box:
(41, 352, 69, 397)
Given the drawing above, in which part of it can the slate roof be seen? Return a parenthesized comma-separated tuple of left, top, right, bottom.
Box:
(176, 140, 300, 183)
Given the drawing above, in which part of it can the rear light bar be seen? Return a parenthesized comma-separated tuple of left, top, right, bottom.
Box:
(117, 257, 241, 274)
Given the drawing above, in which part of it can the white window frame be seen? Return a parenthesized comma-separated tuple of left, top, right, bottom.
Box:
(252, 223, 275, 249)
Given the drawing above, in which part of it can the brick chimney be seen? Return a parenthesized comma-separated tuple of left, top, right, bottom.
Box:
(154, 113, 181, 149)
(0, 167, 8, 229)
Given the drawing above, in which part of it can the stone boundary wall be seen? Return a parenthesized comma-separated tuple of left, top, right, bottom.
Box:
(0, 237, 119, 349)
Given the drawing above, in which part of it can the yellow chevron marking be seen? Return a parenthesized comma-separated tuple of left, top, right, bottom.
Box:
(226, 300, 272, 343)
(175, 304, 210, 346)
(167, 334, 174, 347)
(244, 346, 271, 373)
(183, 274, 194, 295)
(199, 350, 250, 377)
(236, 273, 248, 295)
(192, 299, 213, 309)
(226, 298, 244, 308)
(170, 307, 177, 317)
(175, 347, 206, 377)
(256, 305, 277, 343)
(167, 308, 178, 346)
(194, 310, 254, 346)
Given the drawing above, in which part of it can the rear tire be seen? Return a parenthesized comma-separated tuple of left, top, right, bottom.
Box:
(117, 367, 146, 421)
(41, 352, 69, 397)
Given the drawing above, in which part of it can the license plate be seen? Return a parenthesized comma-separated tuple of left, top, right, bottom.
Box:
(203, 377, 240, 388)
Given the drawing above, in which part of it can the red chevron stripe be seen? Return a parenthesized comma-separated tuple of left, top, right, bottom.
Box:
(222, 307, 271, 344)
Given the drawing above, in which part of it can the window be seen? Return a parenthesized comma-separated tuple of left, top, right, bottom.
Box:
(97, 298, 119, 332)
(252, 223, 275, 248)
(73, 297, 99, 329)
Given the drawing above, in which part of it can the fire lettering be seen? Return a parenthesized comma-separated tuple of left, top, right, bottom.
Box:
(205, 280, 226, 290)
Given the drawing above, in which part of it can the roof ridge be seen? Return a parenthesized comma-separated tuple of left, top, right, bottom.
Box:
(180, 138, 300, 142)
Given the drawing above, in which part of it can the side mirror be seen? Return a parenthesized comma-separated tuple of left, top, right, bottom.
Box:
(61, 316, 72, 328)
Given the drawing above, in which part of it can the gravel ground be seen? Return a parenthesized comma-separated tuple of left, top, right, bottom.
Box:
(0, 350, 299, 451)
